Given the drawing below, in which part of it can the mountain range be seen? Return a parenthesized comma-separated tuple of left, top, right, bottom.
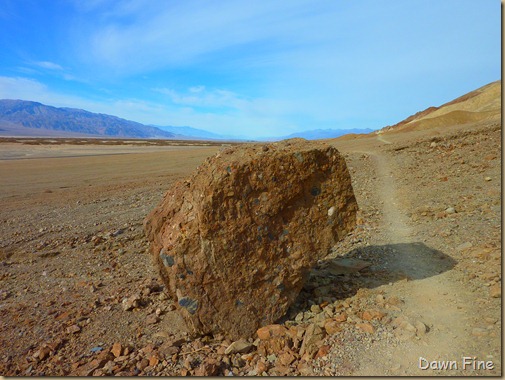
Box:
(0, 99, 374, 141)
(0, 100, 179, 139)
(0, 79, 499, 141)
(271, 128, 373, 140)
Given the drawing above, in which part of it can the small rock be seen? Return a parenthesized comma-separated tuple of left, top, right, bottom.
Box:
(146, 314, 160, 325)
(356, 323, 374, 334)
(257, 324, 288, 340)
(326, 258, 371, 275)
(112, 229, 124, 237)
(90, 346, 103, 353)
(34, 346, 51, 361)
(310, 304, 322, 313)
(484, 317, 498, 324)
(122, 294, 141, 311)
(111, 342, 122, 358)
(314, 344, 331, 359)
(67, 325, 81, 334)
(456, 242, 473, 252)
(266, 354, 277, 363)
(278, 350, 296, 366)
(136, 358, 149, 371)
(472, 327, 488, 337)
(299, 323, 325, 358)
(334, 312, 347, 322)
(256, 360, 269, 373)
(445, 207, 456, 214)
(167, 337, 186, 348)
(225, 339, 254, 355)
(395, 329, 416, 341)
(149, 355, 160, 367)
(485, 177, 492, 181)
(489, 284, 501, 298)
(76, 359, 102, 376)
(194, 361, 219, 376)
(386, 296, 401, 306)
(362, 309, 385, 321)
(324, 320, 341, 335)
(414, 321, 427, 336)
(402, 322, 417, 332)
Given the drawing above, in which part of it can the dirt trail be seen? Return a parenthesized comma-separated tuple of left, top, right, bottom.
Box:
(349, 138, 499, 376)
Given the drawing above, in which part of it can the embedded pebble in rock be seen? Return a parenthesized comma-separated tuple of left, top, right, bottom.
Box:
(144, 139, 358, 339)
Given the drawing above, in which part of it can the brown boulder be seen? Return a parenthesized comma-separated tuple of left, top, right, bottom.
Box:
(144, 139, 358, 339)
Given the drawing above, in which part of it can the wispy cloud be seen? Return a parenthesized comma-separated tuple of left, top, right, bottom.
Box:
(153, 86, 248, 110)
(0, 76, 297, 137)
(0, 76, 48, 100)
(33, 61, 64, 70)
(75, 1, 340, 75)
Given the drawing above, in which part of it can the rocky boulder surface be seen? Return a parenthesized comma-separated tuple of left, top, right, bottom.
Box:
(144, 138, 358, 340)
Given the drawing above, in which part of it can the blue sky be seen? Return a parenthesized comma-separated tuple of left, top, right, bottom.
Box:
(0, 0, 500, 138)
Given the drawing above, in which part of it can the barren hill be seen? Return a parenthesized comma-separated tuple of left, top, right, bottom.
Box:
(378, 80, 501, 133)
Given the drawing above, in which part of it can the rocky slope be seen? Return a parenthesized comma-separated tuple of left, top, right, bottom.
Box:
(379, 80, 501, 133)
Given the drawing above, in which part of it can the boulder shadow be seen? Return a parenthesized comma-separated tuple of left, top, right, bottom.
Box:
(283, 242, 457, 321)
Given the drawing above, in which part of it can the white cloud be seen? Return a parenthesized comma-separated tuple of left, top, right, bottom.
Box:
(154, 86, 247, 109)
(75, 0, 342, 75)
(189, 85, 205, 93)
(0, 76, 49, 100)
(0, 76, 297, 138)
(33, 61, 64, 70)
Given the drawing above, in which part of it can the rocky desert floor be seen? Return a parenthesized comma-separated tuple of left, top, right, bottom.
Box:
(0, 120, 501, 376)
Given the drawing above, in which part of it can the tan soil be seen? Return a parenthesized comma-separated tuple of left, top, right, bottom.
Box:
(0, 119, 501, 376)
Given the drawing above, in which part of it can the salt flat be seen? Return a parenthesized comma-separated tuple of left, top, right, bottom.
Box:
(0, 142, 215, 160)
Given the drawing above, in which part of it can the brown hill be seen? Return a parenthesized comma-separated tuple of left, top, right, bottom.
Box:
(379, 80, 501, 134)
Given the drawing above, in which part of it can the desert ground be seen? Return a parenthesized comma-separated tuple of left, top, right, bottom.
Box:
(0, 119, 501, 376)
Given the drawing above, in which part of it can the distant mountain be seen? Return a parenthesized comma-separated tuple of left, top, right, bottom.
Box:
(378, 80, 501, 134)
(270, 128, 374, 141)
(154, 125, 226, 140)
(0, 100, 177, 139)
(0, 99, 378, 141)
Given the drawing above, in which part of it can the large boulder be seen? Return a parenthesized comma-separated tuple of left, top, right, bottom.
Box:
(144, 138, 358, 340)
